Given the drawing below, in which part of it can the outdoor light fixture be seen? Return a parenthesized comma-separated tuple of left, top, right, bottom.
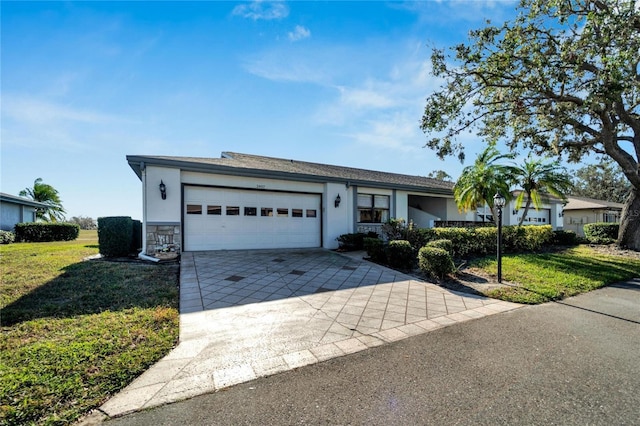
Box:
(334, 194, 341, 208)
(159, 180, 167, 200)
(493, 193, 506, 283)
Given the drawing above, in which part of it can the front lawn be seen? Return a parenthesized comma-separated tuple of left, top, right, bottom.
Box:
(0, 230, 179, 425)
(470, 246, 640, 304)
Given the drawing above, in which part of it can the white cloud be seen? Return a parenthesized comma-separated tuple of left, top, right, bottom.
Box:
(288, 25, 311, 42)
(232, 1, 289, 21)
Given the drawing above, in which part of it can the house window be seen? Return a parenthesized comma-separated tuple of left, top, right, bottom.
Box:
(277, 208, 288, 217)
(358, 194, 389, 223)
(226, 206, 240, 216)
(306, 209, 317, 218)
(261, 207, 273, 217)
(604, 212, 619, 223)
(244, 207, 257, 216)
(207, 205, 221, 215)
(187, 204, 202, 215)
(292, 209, 303, 218)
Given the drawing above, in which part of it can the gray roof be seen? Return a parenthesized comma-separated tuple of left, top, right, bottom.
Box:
(564, 196, 624, 211)
(127, 152, 454, 194)
(0, 192, 49, 208)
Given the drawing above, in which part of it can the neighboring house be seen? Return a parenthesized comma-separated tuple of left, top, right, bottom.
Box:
(0, 192, 49, 231)
(127, 152, 468, 254)
(563, 195, 624, 237)
(480, 190, 565, 228)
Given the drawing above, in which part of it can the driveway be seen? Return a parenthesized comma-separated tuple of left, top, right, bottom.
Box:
(107, 278, 640, 426)
(98, 249, 521, 418)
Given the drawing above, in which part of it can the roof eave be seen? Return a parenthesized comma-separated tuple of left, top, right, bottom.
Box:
(126, 155, 454, 196)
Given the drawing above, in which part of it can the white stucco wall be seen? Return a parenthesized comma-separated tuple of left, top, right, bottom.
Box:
(144, 166, 181, 223)
(324, 182, 350, 249)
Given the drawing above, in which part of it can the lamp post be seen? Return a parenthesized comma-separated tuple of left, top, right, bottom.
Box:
(493, 192, 506, 283)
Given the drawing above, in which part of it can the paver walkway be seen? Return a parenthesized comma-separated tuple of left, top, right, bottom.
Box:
(99, 249, 521, 418)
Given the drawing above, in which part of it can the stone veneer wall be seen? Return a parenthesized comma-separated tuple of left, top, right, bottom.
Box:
(146, 224, 181, 254)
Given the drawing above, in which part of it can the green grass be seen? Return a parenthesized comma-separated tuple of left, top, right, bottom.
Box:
(471, 246, 640, 304)
(0, 231, 179, 425)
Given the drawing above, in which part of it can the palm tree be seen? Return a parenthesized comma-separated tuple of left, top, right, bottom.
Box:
(511, 156, 572, 226)
(454, 145, 517, 224)
(19, 178, 66, 222)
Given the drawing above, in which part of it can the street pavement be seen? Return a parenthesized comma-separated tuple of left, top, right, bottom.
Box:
(108, 278, 640, 425)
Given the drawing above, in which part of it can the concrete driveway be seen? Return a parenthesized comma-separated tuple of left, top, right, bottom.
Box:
(98, 249, 521, 418)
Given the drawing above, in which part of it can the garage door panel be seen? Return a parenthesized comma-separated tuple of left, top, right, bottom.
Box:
(184, 187, 321, 251)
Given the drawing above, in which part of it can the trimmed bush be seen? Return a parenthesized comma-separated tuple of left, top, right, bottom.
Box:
(337, 232, 366, 251)
(14, 222, 79, 242)
(426, 239, 453, 256)
(552, 230, 578, 246)
(364, 237, 386, 263)
(386, 240, 415, 270)
(131, 220, 143, 253)
(0, 230, 15, 244)
(418, 246, 455, 279)
(98, 216, 133, 257)
(583, 222, 619, 244)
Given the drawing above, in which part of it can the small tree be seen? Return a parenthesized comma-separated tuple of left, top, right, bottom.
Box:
(19, 178, 66, 222)
(69, 216, 97, 230)
(512, 156, 572, 226)
(453, 145, 517, 224)
(571, 157, 632, 203)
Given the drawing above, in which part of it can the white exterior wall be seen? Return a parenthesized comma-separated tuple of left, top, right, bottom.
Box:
(395, 191, 409, 221)
(145, 166, 181, 223)
(182, 171, 322, 193)
(324, 182, 350, 249)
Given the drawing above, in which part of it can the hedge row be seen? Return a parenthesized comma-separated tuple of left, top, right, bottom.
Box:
(400, 225, 556, 258)
(14, 222, 80, 242)
(583, 222, 619, 244)
(97, 216, 142, 257)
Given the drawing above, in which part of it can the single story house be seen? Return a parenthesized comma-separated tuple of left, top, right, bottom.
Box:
(0, 192, 49, 231)
(127, 152, 472, 254)
(563, 195, 624, 237)
(478, 190, 565, 228)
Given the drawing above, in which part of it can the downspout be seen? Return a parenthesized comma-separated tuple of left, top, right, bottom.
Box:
(140, 162, 147, 255)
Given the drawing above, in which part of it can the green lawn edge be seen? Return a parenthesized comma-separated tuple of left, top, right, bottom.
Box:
(0, 231, 180, 425)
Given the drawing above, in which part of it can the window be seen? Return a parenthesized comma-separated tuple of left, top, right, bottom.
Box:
(187, 204, 202, 215)
(261, 207, 273, 217)
(277, 208, 288, 217)
(357, 194, 389, 223)
(292, 209, 303, 218)
(207, 205, 221, 215)
(226, 206, 240, 216)
(306, 209, 317, 218)
(604, 212, 619, 223)
(244, 207, 257, 216)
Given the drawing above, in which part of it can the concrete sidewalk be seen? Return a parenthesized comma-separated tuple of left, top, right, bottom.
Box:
(92, 249, 521, 421)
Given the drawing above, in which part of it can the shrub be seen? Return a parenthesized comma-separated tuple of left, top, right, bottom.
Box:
(381, 218, 406, 241)
(131, 220, 143, 253)
(418, 246, 455, 279)
(386, 240, 415, 270)
(426, 239, 453, 256)
(364, 237, 386, 263)
(0, 230, 15, 244)
(98, 216, 133, 257)
(430, 227, 478, 258)
(337, 232, 366, 251)
(552, 230, 578, 246)
(583, 222, 619, 244)
(14, 222, 79, 242)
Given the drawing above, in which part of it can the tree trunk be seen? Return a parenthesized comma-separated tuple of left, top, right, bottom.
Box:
(618, 188, 640, 251)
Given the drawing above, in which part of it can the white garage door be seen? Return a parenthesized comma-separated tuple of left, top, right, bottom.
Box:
(519, 208, 550, 225)
(184, 186, 321, 251)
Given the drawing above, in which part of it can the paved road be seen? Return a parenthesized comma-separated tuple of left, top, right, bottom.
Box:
(108, 280, 640, 425)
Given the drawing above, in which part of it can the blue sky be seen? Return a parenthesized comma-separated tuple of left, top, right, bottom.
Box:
(1, 0, 520, 220)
